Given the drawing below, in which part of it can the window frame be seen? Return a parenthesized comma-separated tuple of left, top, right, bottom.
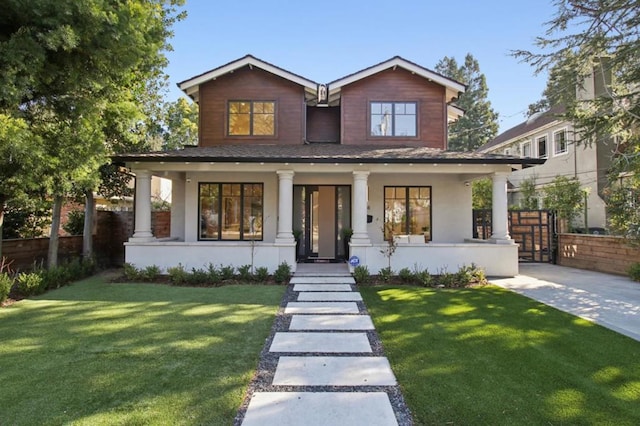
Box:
(198, 182, 264, 241)
(369, 101, 418, 138)
(536, 135, 548, 158)
(227, 100, 276, 137)
(383, 185, 432, 241)
(553, 128, 568, 156)
(520, 140, 532, 158)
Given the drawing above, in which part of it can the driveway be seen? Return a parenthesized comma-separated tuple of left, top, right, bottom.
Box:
(491, 263, 640, 342)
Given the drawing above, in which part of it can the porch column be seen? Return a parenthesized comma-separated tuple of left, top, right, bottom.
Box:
(351, 171, 371, 244)
(130, 169, 155, 241)
(490, 171, 511, 243)
(276, 170, 295, 243)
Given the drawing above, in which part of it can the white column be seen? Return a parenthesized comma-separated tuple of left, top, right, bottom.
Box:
(351, 171, 371, 244)
(130, 170, 155, 241)
(276, 170, 295, 243)
(490, 171, 511, 243)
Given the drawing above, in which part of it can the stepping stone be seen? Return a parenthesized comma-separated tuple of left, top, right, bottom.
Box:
(290, 276, 355, 285)
(270, 332, 372, 353)
(285, 302, 359, 314)
(293, 283, 352, 292)
(273, 356, 397, 386)
(241, 392, 398, 426)
(290, 314, 374, 330)
(298, 292, 363, 302)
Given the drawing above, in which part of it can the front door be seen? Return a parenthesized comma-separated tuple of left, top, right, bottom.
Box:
(293, 185, 351, 262)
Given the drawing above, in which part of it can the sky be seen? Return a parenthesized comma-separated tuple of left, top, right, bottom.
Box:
(164, 0, 560, 134)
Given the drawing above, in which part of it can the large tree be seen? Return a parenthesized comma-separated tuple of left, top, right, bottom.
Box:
(435, 53, 499, 151)
(513, 0, 640, 239)
(0, 0, 185, 265)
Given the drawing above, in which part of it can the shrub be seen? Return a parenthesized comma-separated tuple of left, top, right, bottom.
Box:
(220, 265, 235, 281)
(16, 272, 44, 297)
(273, 262, 291, 284)
(437, 268, 457, 287)
(167, 264, 188, 285)
(123, 263, 141, 281)
(188, 268, 209, 285)
(254, 266, 270, 282)
(40, 265, 72, 290)
(141, 265, 162, 281)
(415, 269, 433, 287)
(378, 267, 393, 282)
(352, 265, 370, 284)
(0, 273, 13, 303)
(207, 263, 222, 285)
(629, 263, 640, 282)
(62, 209, 85, 235)
(237, 264, 253, 281)
(398, 267, 414, 283)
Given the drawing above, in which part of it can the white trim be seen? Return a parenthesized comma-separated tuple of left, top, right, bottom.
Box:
(553, 127, 569, 156)
(536, 134, 548, 159)
(520, 140, 532, 158)
(478, 120, 562, 153)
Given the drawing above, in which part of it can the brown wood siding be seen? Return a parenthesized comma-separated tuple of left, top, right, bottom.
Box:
(306, 106, 340, 143)
(198, 66, 305, 146)
(340, 68, 447, 148)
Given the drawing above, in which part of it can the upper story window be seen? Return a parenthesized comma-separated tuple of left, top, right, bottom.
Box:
(521, 141, 531, 158)
(370, 102, 417, 137)
(554, 128, 568, 155)
(228, 101, 275, 136)
(504, 147, 512, 155)
(537, 135, 548, 158)
(199, 183, 263, 241)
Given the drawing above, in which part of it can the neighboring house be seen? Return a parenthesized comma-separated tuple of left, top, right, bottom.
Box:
(478, 68, 615, 232)
(114, 55, 542, 276)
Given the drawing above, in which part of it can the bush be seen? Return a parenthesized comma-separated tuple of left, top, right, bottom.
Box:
(0, 273, 13, 303)
(378, 266, 393, 282)
(141, 265, 162, 282)
(629, 263, 640, 282)
(352, 265, 370, 284)
(398, 267, 414, 283)
(220, 265, 235, 281)
(237, 264, 253, 281)
(123, 263, 141, 281)
(415, 269, 433, 287)
(188, 268, 209, 285)
(273, 262, 291, 284)
(16, 272, 45, 297)
(62, 209, 85, 235)
(167, 264, 188, 285)
(207, 263, 222, 285)
(254, 266, 270, 282)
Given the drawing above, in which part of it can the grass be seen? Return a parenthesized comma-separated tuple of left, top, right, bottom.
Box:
(0, 275, 285, 425)
(361, 285, 640, 425)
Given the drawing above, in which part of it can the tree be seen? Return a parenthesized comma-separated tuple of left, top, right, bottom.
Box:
(520, 177, 539, 209)
(161, 98, 199, 150)
(543, 176, 584, 232)
(513, 0, 640, 239)
(0, 0, 185, 266)
(472, 178, 492, 210)
(435, 54, 499, 151)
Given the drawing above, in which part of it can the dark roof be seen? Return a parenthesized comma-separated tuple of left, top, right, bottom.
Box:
(478, 104, 566, 152)
(114, 144, 545, 167)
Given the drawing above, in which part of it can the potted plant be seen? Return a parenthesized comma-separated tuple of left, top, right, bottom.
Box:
(341, 227, 353, 259)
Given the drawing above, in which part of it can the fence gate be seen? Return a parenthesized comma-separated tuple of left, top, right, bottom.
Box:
(472, 209, 556, 263)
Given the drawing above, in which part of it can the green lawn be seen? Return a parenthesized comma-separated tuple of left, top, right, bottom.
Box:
(361, 285, 640, 426)
(0, 276, 284, 425)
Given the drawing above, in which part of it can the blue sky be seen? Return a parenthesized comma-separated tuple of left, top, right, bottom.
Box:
(164, 0, 558, 134)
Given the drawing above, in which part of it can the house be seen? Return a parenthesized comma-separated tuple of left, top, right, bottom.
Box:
(478, 67, 615, 232)
(114, 55, 543, 276)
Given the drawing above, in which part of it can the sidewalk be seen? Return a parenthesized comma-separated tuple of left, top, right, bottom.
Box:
(492, 263, 640, 342)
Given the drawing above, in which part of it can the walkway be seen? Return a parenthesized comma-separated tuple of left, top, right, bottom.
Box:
(235, 263, 411, 425)
(492, 263, 640, 342)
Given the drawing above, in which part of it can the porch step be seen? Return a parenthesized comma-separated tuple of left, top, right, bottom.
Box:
(293, 283, 353, 292)
(289, 314, 374, 330)
(297, 291, 363, 302)
(284, 302, 359, 314)
(241, 392, 398, 426)
(290, 276, 355, 284)
(269, 332, 372, 353)
(272, 356, 396, 386)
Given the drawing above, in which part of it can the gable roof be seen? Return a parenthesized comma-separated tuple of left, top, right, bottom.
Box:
(178, 54, 319, 102)
(478, 104, 566, 152)
(328, 56, 466, 104)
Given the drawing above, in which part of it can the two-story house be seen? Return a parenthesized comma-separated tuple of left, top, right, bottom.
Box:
(115, 55, 542, 276)
(478, 67, 615, 232)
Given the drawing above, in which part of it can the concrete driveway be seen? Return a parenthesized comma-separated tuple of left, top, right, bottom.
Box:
(491, 263, 640, 342)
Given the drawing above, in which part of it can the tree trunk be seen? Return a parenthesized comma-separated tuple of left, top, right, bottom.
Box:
(48, 195, 63, 269)
(83, 190, 94, 259)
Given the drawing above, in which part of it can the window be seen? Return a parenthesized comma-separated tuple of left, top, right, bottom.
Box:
(521, 141, 531, 158)
(228, 101, 275, 136)
(199, 183, 263, 240)
(554, 129, 567, 155)
(504, 147, 512, 155)
(370, 102, 417, 137)
(384, 186, 431, 240)
(537, 135, 548, 158)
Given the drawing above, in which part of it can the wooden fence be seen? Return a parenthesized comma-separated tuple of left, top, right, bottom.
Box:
(557, 233, 640, 276)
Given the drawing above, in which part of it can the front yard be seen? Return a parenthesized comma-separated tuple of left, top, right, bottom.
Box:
(0, 276, 284, 425)
(361, 285, 640, 425)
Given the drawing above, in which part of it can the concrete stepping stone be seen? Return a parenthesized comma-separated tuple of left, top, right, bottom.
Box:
(289, 314, 374, 330)
(290, 276, 355, 285)
(273, 356, 397, 386)
(270, 332, 372, 353)
(293, 283, 352, 292)
(285, 302, 359, 314)
(241, 392, 398, 426)
(298, 291, 363, 302)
